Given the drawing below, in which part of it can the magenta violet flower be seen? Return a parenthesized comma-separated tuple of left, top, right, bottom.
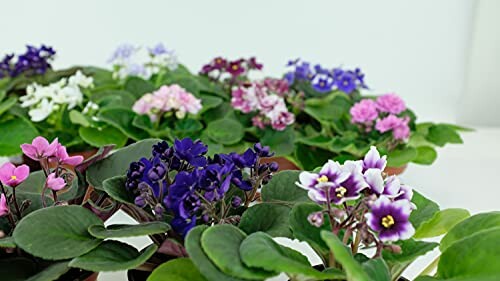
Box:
(0, 162, 29, 187)
(0, 194, 8, 216)
(376, 93, 406, 114)
(46, 173, 66, 191)
(20, 136, 59, 161)
(54, 144, 84, 166)
(365, 196, 415, 242)
(350, 99, 379, 124)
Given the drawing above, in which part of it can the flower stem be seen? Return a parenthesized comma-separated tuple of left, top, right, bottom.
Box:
(52, 190, 58, 204)
(11, 188, 22, 219)
(325, 189, 337, 268)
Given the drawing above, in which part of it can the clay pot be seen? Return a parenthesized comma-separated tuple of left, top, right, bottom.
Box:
(83, 272, 99, 281)
(384, 165, 408, 176)
(261, 157, 300, 171)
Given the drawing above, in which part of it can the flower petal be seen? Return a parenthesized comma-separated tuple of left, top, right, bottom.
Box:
(298, 172, 318, 189)
(364, 168, 384, 194)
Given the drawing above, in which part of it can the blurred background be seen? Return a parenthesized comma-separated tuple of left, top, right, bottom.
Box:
(2, 0, 499, 279)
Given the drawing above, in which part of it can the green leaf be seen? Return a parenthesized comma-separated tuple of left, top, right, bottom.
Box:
(414, 208, 470, 239)
(185, 226, 241, 281)
(25, 262, 70, 281)
(409, 190, 440, 229)
(102, 175, 134, 204)
(0, 257, 37, 281)
(0, 118, 39, 156)
(69, 240, 158, 272)
(90, 90, 136, 109)
(88, 222, 170, 239)
(206, 119, 244, 145)
(426, 124, 463, 147)
(261, 170, 308, 204)
(412, 146, 438, 165)
(174, 118, 203, 139)
(0, 96, 17, 116)
(260, 127, 295, 156)
(304, 93, 352, 122)
(201, 224, 276, 280)
(125, 76, 156, 98)
(147, 258, 208, 281)
(382, 239, 438, 263)
(387, 146, 417, 167)
(79, 126, 128, 148)
(240, 232, 344, 280)
(239, 203, 292, 238)
(0, 236, 15, 248)
(440, 211, 500, 251)
(200, 95, 223, 114)
(290, 203, 331, 255)
(69, 110, 90, 127)
(98, 108, 149, 141)
(86, 139, 161, 190)
(438, 227, 500, 279)
(320, 231, 371, 281)
(13, 205, 103, 260)
(361, 258, 391, 281)
(295, 144, 333, 171)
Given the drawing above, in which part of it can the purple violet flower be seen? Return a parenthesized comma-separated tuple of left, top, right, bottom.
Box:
(363, 146, 387, 172)
(366, 196, 415, 242)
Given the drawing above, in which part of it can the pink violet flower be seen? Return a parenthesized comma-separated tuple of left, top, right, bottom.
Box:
(0, 194, 8, 216)
(54, 144, 84, 166)
(0, 162, 30, 187)
(46, 173, 66, 191)
(350, 99, 379, 124)
(376, 93, 406, 114)
(375, 115, 404, 133)
(20, 136, 59, 161)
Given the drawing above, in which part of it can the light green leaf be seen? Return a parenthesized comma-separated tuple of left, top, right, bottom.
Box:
(361, 258, 390, 281)
(0, 96, 17, 116)
(88, 222, 170, 239)
(440, 211, 500, 251)
(69, 240, 158, 272)
(185, 226, 241, 281)
(0, 236, 15, 248)
(13, 206, 103, 260)
(206, 119, 244, 145)
(387, 146, 417, 167)
(426, 124, 463, 147)
(69, 110, 90, 127)
(320, 231, 371, 281)
(409, 190, 440, 229)
(414, 208, 470, 239)
(382, 239, 438, 263)
(201, 224, 276, 280)
(412, 146, 438, 165)
(240, 232, 344, 280)
(239, 203, 292, 238)
(147, 258, 208, 281)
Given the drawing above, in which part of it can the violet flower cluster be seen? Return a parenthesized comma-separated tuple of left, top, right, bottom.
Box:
(297, 146, 415, 255)
(0, 45, 56, 79)
(200, 57, 263, 83)
(132, 84, 202, 121)
(125, 138, 278, 236)
(0, 137, 83, 223)
(232, 78, 295, 131)
(350, 93, 410, 141)
(108, 43, 178, 80)
(285, 59, 367, 94)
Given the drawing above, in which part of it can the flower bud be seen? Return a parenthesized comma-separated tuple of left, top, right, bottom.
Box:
(134, 196, 146, 208)
(269, 162, 279, 172)
(231, 196, 243, 208)
(307, 211, 324, 227)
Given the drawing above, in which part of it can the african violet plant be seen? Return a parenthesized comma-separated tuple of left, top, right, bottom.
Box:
(76, 137, 498, 281)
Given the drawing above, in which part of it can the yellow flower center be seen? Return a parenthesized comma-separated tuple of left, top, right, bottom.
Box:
(335, 186, 347, 198)
(10, 175, 17, 180)
(320, 82, 325, 87)
(232, 65, 239, 70)
(317, 175, 329, 183)
(381, 215, 395, 228)
(216, 59, 222, 64)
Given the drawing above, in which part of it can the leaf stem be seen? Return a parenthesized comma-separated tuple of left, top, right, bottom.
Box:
(11, 188, 22, 219)
(419, 256, 440, 277)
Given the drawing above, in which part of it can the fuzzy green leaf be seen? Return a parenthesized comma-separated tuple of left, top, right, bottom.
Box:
(88, 222, 170, 239)
(147, 258, 208, 281)
(239, 203, 292, 238)
(206, 119, 244, 145)
(261, 170, 308, 204)
(414, 208, 470, 239)
(102, 175, 134, 204)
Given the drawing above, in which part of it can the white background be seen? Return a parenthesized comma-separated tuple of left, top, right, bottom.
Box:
(2, 0, 500, 280)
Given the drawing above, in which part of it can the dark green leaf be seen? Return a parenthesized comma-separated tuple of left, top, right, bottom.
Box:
(0, 257, 37, 281)
(0, 236, 15, 248)
(201, 224, 275, 279)
(200, 95, 223, 114)
(206, 119, 244, 145)
(86, 139, 161, 190)
(387, 146, 417, 167)
(90, 90, 136, 109)
(240, 232, 344, 280)
(414, 208, 470, 239)
(98, 108, 149, 140)
(79, 126, 128, 148)
(409, 190, 440, 229)
(295, 144, 333, 171)
(261, 170, 308, 204)
(174, 118, 203, 139)
(185, 226, 241, 281)
(0, 118, 39, 156)
(382, 239, 438, 263)
(260, 127, 295, 156)
(69, 240, 158, 272)
(147, 258, 208, 281)
(440, 211, 500, 251)
(290, 203, 331, 255)
(13, 206, 103, 260)
(362, 258, 390, 281)
(25, 262, 70, 281)
(0, 96, 17, 116)
(102, 175, 134, 204)
(239, 203, 292, 238)
(125, 76, 156, 98)
(88, 222, 170, 239)
(426, 124, 463, 147)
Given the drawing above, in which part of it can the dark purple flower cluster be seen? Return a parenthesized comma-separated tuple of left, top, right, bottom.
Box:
(284, 59, 367, 94)
(0, 45, 56, 79)
(200, 56, 263, 79)
(125, 138, 278, 236)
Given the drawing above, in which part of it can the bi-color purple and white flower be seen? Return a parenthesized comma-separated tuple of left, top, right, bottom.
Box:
(365, 196, 415, 242)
